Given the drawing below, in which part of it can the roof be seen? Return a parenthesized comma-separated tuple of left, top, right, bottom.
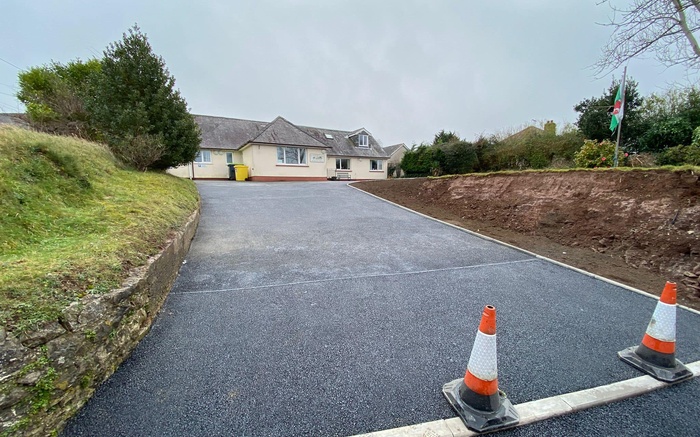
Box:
(502, 126, 545, 144)
(299, 125, 388, 158)
(194, 114, 389, 158)
(194, 115, 268, 150)
(249, 116, 327, 149)
(0, 113, 30, 128)
(382, 143, 408, 156)
(346, 128, 372, 138)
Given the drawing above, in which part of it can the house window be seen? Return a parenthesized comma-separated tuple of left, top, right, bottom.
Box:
(336, 158, 350, 170)
(358, 134, 369, 148)
(226, 152, 233, 164)
(194, 150, 212, 163)
(277, 146, 307, 165)
(370, 160, 383, 171)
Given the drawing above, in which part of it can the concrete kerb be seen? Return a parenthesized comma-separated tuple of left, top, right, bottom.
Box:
(347, 183, 700, 316)
(350, 361, 700, 437)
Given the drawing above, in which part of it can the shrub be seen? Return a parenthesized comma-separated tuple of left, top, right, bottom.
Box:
(440, 141, 479, 174)
(480, 130, 583, 172)
(111, 134, 167, 171)
(574, 139, 629, 168)
(656, 126, 700, 166)
(656, 144, 700, 165)
(638, 116, 693, 152)
(401, 144, 436, 177)
(17, 59, 101, 137)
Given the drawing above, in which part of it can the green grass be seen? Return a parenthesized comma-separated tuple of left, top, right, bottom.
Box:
(0, 126, 199, 332)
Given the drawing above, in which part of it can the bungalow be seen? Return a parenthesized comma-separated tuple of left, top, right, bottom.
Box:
(382, 143, 409, 177)
(501, 121, 556, 145)
(168, 115, 389, 181)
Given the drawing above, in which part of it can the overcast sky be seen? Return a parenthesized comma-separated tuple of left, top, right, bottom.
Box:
(0, 1, 694, 146)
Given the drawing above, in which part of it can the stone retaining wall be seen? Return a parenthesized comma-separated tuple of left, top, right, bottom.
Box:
(0, 207, 200, 436)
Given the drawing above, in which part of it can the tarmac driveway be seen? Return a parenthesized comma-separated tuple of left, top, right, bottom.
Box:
(63, 181, 700, 436)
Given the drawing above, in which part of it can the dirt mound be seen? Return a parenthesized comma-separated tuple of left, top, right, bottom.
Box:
(354, 169, 700, 309)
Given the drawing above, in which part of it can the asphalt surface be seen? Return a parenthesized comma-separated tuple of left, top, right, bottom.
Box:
(62, 181, 700, 437)
(505, 378, 700, 437)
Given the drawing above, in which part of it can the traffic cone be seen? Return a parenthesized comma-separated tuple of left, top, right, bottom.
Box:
(442, 305, 519, 432)
(618, 282, 692, 382)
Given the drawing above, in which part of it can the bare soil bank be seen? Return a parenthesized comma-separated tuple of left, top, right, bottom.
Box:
(354, 169, 700, 310)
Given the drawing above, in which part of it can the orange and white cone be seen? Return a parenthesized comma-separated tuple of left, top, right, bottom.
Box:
(442, 305, 519, 432)
(618, 282, 692, 382)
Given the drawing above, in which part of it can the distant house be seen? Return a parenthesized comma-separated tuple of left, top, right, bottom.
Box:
(502, 121, 556, 145)
(0, 113, 30, 129)
(168, 115, 389, 181)
(382, 143, 409, 178)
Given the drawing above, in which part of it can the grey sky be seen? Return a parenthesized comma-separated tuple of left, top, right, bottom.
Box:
(0, 1, 693, 146)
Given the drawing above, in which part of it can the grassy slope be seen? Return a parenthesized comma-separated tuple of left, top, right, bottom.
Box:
(0, 126, 199, 332)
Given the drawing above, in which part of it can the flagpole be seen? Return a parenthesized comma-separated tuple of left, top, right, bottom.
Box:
(614, 66, 627, 168)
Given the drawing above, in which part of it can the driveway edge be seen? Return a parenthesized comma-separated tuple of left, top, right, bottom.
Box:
(351, 361, 700, 437)
(0, 206, 201, 436)
(348, 183, 700, 316)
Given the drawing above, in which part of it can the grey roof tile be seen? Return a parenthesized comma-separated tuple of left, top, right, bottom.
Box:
(382, 143, 407, 156)
(503, 125, 545, 144)
(298, 125, 388, 158)
(194, 114, 389, 158)
(250, 116, 328, 148)
(0, 113, 30, 128)
(194, 114, 267, 150)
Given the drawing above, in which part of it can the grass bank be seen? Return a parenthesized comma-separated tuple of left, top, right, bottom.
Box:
(0, 126, 199, 332)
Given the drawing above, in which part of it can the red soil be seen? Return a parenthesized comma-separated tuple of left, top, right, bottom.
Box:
(354, 169, 700, 310)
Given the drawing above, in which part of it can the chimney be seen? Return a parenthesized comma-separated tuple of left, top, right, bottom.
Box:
(544, 120, 556, 135)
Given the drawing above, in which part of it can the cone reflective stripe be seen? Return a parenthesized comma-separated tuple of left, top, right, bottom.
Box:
(618, 282, 692, 382)
(640, 297, 677, 358)
(442, 306, 518, 432)
(642, 282, 677, 356)
(465, 306, 498, 397)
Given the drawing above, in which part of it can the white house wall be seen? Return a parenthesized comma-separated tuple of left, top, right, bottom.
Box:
(166, 147, 388, 181)
(387, 147, 407, 177)
(245, 144, 328, 181)
(326, 156, 387, 180)
(166, 149, 242, 179)
(167, 165, 192, 178)
(388, 148, 406, 166)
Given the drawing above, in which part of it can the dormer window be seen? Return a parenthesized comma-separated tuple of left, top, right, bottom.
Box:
(358, 134, 369, 148)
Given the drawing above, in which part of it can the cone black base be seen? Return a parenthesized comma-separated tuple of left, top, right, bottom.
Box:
(618, 346, 692, 383)
(442, 378, 519, 432)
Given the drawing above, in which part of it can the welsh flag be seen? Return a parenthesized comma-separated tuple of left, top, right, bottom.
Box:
(610, 83, 624, 132)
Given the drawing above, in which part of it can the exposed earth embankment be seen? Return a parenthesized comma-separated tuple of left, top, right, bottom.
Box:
(354, 169, 700, 309)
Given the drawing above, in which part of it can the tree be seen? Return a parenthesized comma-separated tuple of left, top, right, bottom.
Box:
(596, 1, 700, 74)
(400, 144, 439, 176)
(637, 86, 700, 151)
(17, 59, 101, 137)
(574, 78, 645, 149)
(656, 125, 700, 164)
(432, 129, 460, 146)
(88, 25, 200, 170)
(440, 141, 479, 174)
(473, 135, 499, 171)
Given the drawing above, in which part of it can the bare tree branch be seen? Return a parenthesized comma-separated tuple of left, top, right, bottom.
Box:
(690, 0, 700, 14)
(671, 0, 700, 57)
(595, 0, 700, 77)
